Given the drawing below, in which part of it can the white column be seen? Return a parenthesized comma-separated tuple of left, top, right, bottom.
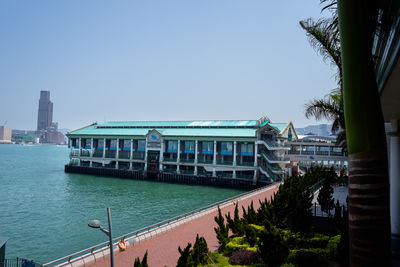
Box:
(116, 138, 119, 159)
(233, 169, 236, 178)
(102, 138, 106, 158)
(195, 140, 198, 164)
(78, 138, 82, 166)
(115, 138, 119, 169)
(253, 169, 257, 184)
(233, 141, 237, 166)
(129, 162, 132, 170)
(390, 120, 400, 244)
(177, 140, 181, 162)
(212, 167, 216, 177)
(254, 142, 258, 166)
(213, 141, 217, 165)
(130, 139, 133, 160)
(194, 165, 198, 175)
(177, 164, 180, 174)
(160, 141, 164, 162)
(90, 138, 94, 157)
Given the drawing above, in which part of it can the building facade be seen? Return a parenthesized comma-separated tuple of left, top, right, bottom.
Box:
(37, 91, 53, 131)
(66, 117, 296, 187)
(0, 126, 12, 144)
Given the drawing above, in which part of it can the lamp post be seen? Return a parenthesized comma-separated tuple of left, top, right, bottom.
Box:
(88, 207, 114, 267)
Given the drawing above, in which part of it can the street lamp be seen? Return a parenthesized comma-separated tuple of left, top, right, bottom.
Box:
(88, 207, 114, 267)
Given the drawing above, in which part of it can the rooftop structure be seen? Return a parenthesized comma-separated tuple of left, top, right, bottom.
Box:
(66, 117, 296, 188)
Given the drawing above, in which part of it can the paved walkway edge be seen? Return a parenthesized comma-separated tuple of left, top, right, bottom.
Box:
(55, 183, 280, 267)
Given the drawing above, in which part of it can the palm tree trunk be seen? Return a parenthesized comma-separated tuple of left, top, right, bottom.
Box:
(337, 1, 391, 266)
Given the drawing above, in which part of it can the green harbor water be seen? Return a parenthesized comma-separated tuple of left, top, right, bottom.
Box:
(0, 144, 244, 264)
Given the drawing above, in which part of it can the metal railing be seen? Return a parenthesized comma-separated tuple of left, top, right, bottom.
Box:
(260, 150, 290, 162)
(43, 183, 278, 267)
(216, 160, 233, 166)
(163, 158, 177, 162)
(236, 161, 254, 166)
(1, 258, 40, 267)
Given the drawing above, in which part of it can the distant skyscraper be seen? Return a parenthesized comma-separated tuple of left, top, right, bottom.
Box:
(37, 91, 53, 131)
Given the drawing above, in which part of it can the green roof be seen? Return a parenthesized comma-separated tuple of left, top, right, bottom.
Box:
(268, 123, 288, 132)
(67, 120, 288, 138)
(99, 120, 258, 128)
(68, 124, 257, 138)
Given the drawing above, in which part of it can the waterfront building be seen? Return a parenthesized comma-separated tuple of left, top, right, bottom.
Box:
(66, 117, 296, 187)
(0, 126, 12, 144)
(37, 91, 53, 131)
(286, 135, 348, 170)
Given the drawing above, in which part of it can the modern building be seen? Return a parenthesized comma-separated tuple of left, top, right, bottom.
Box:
(286, 135, 348, 170)
(0, 126, 12, 144)
(37, 91, 53, 131)
(66, 117, 296, 188)
(35, 91, 66, 144)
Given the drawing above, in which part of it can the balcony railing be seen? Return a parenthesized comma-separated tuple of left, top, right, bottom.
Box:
(105, 151, 116, 158)
(236, 161, 254, 166)
(197, 159, 214, 164)
(93, 151, 103, 158)
(163, 157, 177, 162)
(119, 154, 130, 159)
(261, 138, 290, 149)
(180, 169, 194, 174)
(132, 155, 145, 160)
(260, 150, 290, 162)
(216, 160, 233, 166)
(180, 158, 195, 163)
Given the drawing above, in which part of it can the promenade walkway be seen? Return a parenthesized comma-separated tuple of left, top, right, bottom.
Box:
(89, 184, 280, 267)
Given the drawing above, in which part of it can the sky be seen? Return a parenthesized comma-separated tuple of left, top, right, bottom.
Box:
(0, 0, 337, 131)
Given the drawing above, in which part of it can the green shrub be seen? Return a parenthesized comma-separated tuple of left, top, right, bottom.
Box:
(327, 235, 341, 259)
(228, 249, 260, 265)
(296, 233, 330, 248)
(258, 223, 289, 266)
(225, 237, 250, 254)
(176, 235, 210, 267)
(249, 224, 264, 232)
(287, 248, 329, 267)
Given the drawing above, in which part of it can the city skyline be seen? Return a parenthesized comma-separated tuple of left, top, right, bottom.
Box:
(0, 1, 336, 130)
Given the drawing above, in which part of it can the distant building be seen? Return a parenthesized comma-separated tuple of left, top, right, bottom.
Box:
(0, 126, 12, 144)
(35, 91, 66, 144)
(37, 91, 53, 131)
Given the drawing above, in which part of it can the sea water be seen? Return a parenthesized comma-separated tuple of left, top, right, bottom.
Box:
(0, 145, 244, 263)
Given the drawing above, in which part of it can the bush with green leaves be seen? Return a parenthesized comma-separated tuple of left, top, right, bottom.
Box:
(258, 222, 289, 266)
(287, 248, 329, 267)
(176, 234, 210, 267)
(326, 235, 341, 259)
(133, 250, 148, 267)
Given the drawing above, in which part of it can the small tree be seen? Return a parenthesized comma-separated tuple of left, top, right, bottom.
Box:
(177, 243, 192, 267)
(318, 177, 334, 216)
(226, 203, 244, 236)
(133, 250, 148, 267)
(214, 206, 229, 252)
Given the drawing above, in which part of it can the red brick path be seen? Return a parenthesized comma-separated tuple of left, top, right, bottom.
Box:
(89, 184, 279, 267)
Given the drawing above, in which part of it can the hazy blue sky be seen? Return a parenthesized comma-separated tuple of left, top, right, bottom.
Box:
(0, 0, 337, 130)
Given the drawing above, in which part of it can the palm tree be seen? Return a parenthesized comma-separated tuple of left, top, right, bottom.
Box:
(300, 17, 346, 151)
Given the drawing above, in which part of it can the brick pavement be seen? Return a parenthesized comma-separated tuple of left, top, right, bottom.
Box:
(89, 184, 280, 267)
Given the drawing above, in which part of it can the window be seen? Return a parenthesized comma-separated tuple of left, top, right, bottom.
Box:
(97, 139, 104, 149)
(167, 141, 178, 153)
(184, 141, 195, 153)
(241, 143, 253, 156)
(85, 139, 91, 149)
(109, 139, 117, 150)
(202, 141, 213, 154)
(221, 142, 232, 155)
(123, 140, 131, 151)
(137, 140, 146, 151)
